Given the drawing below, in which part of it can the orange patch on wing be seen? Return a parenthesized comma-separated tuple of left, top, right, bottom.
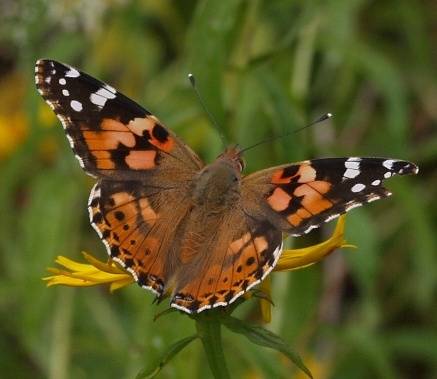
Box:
(230, 232, 252, 253)
(303, 198, 332, 214)
(91, 151, 115, 169)
(271, 169, 293, 184)
(125, 150, 156, 170)
(139, 198, 158, 224)
(271, 162, 315, 184)
(111, 192, 135, 207)
(294, 184, 332, 215)
(266, 187, 291, 211)
(229, 241, 259, 292)
(83, 130, 136, 150)
(100, 118, 129, 131)
(309, 180, 331, 193)
(105, 201, 137, 227)
(253, 236, 268, 253)
(287, 213, 302, 227)
(297, 207, 312, 218)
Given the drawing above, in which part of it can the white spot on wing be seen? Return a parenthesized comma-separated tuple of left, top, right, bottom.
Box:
(344, 169, 360, 179)
(97, 87, 116, 99)
(104, 84, 116, 94)
(384, 172, 392, 179)
(171, 303, 192, 314)
(351, 183, 366, 192)
(383, 159, 395, 170)
(70, 100, 82, 112)
(303, 224, 318, 234)
(325, 213, 340, 222)
(345, 202, 362, 211)
(90, 87, 116, 107)
(62, 89, 69, 96)
(59, 78, 66, 85)
(65, 68, 80, 77)
(345, 159, 360, 169)
(66, 134, 74, 148)
(367, 195, 380, 203)
(371, 179, 381, 186)
(90, 93, 106, 107)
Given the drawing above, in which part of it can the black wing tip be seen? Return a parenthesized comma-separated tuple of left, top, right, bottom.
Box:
(390, 160, 419, 176)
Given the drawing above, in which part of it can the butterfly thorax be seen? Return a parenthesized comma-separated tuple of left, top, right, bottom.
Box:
(191, 155, 242, 213)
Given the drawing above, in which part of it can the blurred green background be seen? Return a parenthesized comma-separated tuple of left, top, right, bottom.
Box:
(0, 0, 436, 378)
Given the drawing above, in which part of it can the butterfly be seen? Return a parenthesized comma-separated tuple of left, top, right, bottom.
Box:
(35, 59, 418, 314)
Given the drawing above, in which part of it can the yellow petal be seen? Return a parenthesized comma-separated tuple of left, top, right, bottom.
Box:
(42, 253, 133, 291)
(54, 255, 94, 271)
(275, 215, 355, 272)
(82, 252, 126, 274)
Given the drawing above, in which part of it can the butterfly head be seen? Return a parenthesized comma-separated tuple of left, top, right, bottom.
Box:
(217, 145, 245, 173)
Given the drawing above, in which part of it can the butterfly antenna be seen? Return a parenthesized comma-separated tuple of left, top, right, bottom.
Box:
(188, 73, 227, 147)
(239, 112, 332, 154)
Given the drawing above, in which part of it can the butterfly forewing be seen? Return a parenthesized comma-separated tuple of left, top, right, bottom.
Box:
(35, 59, 202, 180)
(242, 157, 418, 236)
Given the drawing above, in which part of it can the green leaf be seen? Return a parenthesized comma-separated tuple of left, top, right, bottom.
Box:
(136, 335, 198, 379)
(222, 316, 313, 378)
(153, 307, 178, 322)
(185, 0, 244, 137)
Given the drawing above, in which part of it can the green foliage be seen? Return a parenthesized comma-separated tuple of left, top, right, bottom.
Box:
(222, 315, 312, 378)
(0, 0, 436, 378)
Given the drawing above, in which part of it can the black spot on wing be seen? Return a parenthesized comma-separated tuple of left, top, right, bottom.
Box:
(281, 165, 299, 179)
(152, 123, 170, 143)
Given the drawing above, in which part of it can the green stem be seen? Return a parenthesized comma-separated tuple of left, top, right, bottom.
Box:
(195, 314, 230, 379)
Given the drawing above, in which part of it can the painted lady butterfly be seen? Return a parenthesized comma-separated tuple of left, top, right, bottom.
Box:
(35, 59, 418, 314)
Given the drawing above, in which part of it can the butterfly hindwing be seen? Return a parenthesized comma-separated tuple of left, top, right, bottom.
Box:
(242, 157, 418, 236)
(88, 180, 193, 296)
(171, 209, 283, 313)
(35, 59, 202, 180)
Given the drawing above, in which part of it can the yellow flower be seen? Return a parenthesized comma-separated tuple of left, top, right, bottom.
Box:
(44, 216, 354, 320)
(276, 214, 354, 272)
(43, 252, 133, 292)
(258, 215, 355, 322)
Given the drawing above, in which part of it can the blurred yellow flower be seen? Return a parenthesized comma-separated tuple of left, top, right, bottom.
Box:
(293, 353, 332, 379)
(0, 113, 28, 159)
(0, 71, 28, 159)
